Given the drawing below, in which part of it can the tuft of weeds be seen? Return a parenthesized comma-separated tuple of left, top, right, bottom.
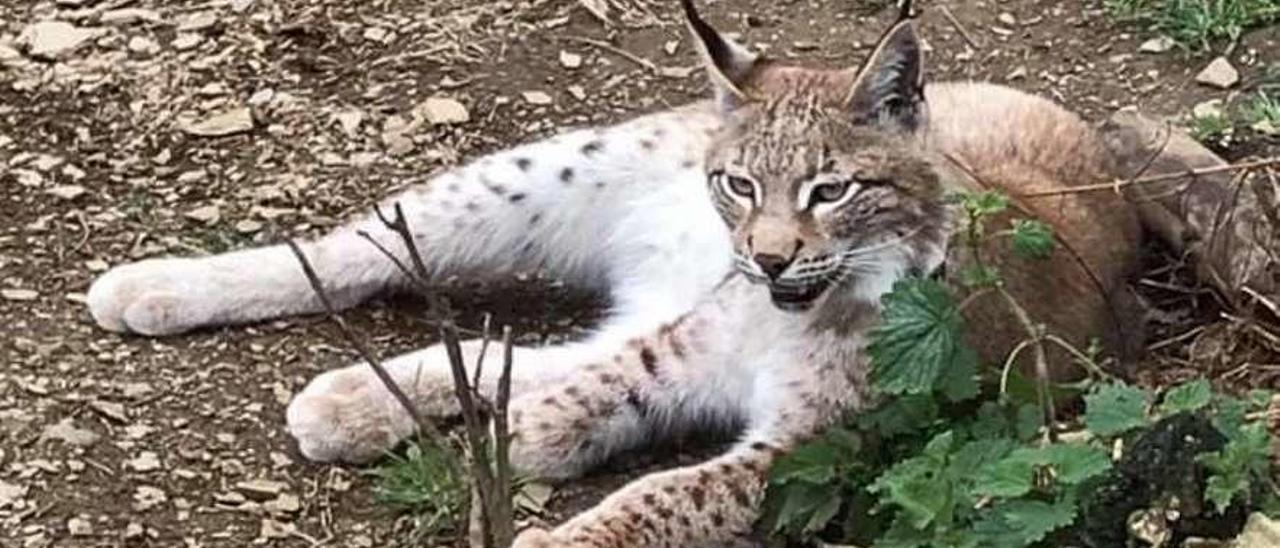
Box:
(1242, 91, 1280, 134)
(369, 440, 466, 541)
(1104, 0, 1280, 51)
(1189, 108, 1236, 143)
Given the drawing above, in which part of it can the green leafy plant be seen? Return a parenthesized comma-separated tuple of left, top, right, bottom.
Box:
(1242, 91, 1280, 135)
(369, 440, 466, 540)
(1188, 109, 1235, 143)
(761, 189, 1279, 546)
(1104, 0, 1280, 51)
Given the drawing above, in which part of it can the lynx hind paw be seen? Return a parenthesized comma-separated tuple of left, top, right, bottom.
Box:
(511, 528, 559, 548)
(86, 259, 200, 336)
(285, 368, 415, 463)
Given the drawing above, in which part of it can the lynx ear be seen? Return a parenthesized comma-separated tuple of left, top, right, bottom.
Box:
(681, 0, 759, 111)
(844, 19, 925, 130)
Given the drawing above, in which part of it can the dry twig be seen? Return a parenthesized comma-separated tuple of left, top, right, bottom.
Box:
(939, 6, 980, 50)
(285, 240, 445, 445)
(1019, 157, 1280, 198)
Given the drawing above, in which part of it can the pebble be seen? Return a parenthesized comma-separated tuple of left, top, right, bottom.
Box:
(1195, 56, 1239, 89)
(1138, 36, 1174, 54)
(522, 91, 553, 105)
(20, 21, 100, 60)
(416, 97, 469, 125)
(182, 107, 254, 136)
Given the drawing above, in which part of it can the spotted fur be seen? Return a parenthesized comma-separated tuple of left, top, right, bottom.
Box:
(86, 2, 1149, 546)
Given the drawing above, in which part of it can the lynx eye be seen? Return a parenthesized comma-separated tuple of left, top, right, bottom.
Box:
(809, 181, 851, 205)
(717, 174, 756, 200)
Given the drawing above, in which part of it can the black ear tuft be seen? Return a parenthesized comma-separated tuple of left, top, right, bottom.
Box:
(844, 20, 925, 130)
(681, 0, 760, 111)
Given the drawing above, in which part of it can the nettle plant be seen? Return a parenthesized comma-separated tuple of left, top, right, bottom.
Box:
(760, 190, 1279, 547)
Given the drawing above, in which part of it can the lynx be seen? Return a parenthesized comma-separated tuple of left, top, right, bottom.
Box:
(85, 0, 1271, 546)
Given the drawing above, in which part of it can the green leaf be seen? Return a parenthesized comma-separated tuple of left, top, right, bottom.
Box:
(1199, 422, 1272, 514)
(971, 498, 1077, 548)
(973, 448, 1039, 498)
(769, 482, 842, 534)
(962, 190, 1010, 218)
(939, 344, 980, 402)
(856, 394, 939, 438)
(1084, 383, 1150, 437)
(1009, 218, 1055, 260)
(870, 432, 957, 529)
(870, 278, 971, 395)
(1044, 444, 1112, 485)
(1015, 404, 1043, 442)
(1159, 378, 1213, 415)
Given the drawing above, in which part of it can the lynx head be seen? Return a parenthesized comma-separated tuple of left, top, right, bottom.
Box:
(684, 0, 949, 312)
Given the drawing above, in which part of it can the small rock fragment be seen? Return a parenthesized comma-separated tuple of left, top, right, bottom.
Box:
(127, 36, 160, 55)
(20, 21, 100, 60)
(45, 185, 87, 201)
(133, 485, 167, 511)
(0, 480, 27, 509)
(1138, 36, 1174, 54)
(67, 517, 93, 537)
(181, 107, 254, 137)
(997, 12, 1017, 26)
(89, 400, 128, 423)
(178, 12, 219, 33)
(1195, 56, 1239, 89)
(101, 8, 163, 26)
(416, 97, 469, 125)
(235, 479, 288, 501)
(559, 50, 582, 69)
(126, 452, 161, 472)
(333, 109, 364, 137)
(40, 419, 100, 447)
(522, 91, 553, 105)
(263, 493, 301, 514)
(172, 33, 203, 51)
(2, 289, 39, 302)
(184, 205, 221, 225)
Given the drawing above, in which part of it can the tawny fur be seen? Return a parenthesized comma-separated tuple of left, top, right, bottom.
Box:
(85, 8, 1156, 547)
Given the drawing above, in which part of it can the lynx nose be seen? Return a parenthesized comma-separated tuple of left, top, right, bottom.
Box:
(753, 253, 794, 281)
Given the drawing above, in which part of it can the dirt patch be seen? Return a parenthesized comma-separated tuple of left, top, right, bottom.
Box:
(0, 0, 1276, 546)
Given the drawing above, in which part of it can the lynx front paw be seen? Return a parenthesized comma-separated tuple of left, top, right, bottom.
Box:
(87, 259, 206, 335)
(286, 367, 416, 463)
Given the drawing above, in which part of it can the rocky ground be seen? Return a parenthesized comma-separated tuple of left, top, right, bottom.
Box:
(0, 0, 1277, 547)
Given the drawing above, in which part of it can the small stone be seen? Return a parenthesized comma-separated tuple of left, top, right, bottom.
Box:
(89, 400, 128, 422)
(124, 522, 144, 539)
(416, 97, 469, 125)
(178, 12, 219, 33)
(559, 50, 582, 69)
(522, 91, 553, 105)
(1138, 36, 1174, 54)
(1192, 99, 1224, 119)
(235, 479, 288, 501)
(40, 419, 99, 447)
(567, 85, 586, 101)
(184, 205, 221, 225)
(263, 493, 301, 515)
(1195, 56, 1239, 89)
(333, 109, 364, 137)
(182, 107, 254, 137)
(663, 40, 679, 56)
(85, 259, 109, 272)
(20, 21, 101, 60)
(126, 452, 161, 472)
(101, 8, 163, 26)
(127, 36, 160, 55)
(260, 518, 295, 539)
(0, 480, 27, 509)
(247, 88, 274, 106)
(67, 517, 92, 537)
(2, 289, 39, 301)
(133, 485, 167, 511)
(234, 219, 262, 234)
(172, 33, 203, 51)
(45, 185, 87, 201)
(1006, 66, 1028, 81)
(997, 12, 1017, 26)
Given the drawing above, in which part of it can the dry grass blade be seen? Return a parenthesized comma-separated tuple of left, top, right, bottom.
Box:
(1019, 157, 1280, 198)
(559, 36, 658, 73)
(284, 240, 444, 446)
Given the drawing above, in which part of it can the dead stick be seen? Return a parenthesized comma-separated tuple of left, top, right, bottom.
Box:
(441, 321, 498, 548)
(285, 240, 443, 445)
(940, 6, 980, 50)
(1019, 157, 1280, 198)
(489, 325, 516, 547)
(373, 203, 452, 317)
(559, 36, 659, 73)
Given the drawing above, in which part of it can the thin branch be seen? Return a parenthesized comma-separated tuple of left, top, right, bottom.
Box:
(489, 325, 517, 547)
(997, 286, 1055, 441)
(285, 240, 444, 445)
(372, 203, 452, 317)
(1018, 157, 1280, 198)
(940, 6, 980, 50)
(558, 35, 658, 73)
